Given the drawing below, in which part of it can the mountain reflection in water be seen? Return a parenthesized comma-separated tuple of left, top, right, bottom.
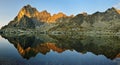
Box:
(1, 34, 120, 65)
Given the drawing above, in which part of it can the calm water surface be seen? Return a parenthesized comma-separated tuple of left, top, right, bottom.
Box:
(0, 35, 120, 65)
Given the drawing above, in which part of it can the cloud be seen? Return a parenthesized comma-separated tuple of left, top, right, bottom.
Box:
(113, 3, 120, 9)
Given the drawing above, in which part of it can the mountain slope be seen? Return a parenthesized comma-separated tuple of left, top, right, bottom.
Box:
(1, 5, 120, 34)
(49, 7, 120, 32)
(1, 5, 69, 30)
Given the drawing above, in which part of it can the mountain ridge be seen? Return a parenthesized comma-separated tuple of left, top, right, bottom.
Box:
(1, 4, 120, 34)
(17, 5, 71, 23)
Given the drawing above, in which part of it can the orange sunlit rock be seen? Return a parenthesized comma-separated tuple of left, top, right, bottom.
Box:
(16, 5, 70, 23)
(47, 12, 67, 23)
(16, 42, 65, 57)
(17, 43, 25, 55)
(116, 53, 120, 58)
(46, 43, 65, 53)
(17, 5, 39, 21)
(116, 10, 120, 14)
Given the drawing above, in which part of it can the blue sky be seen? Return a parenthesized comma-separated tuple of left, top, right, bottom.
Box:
(0, 0, 120, 28)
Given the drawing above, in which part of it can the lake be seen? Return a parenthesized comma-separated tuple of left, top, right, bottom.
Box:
(0, 34, 120, 65)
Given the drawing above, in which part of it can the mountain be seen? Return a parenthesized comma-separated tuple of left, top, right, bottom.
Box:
(16, 4, 70, 23)
(38, 10, 51, 22)
(1, 5, 69, 30)
(17, 5, 39, 21)
(49, 7, 120, 33)
(1, 5, 120, 34)
(47, 12, 67, 23)
(1, 5, 42, 29)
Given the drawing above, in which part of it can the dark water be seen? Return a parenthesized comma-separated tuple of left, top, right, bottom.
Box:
(0, 34, 120, 65)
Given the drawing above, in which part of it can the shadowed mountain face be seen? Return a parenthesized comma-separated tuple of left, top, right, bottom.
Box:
(1, 35, 120, 60)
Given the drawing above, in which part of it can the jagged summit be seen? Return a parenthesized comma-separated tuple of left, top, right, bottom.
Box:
(40, 10, 49, 13)
(47, 12, 67, 23)
(24, 4, 32, 8)
(105, 7, 120, 14)
(80, 12, 87, 16)
(38, 10, 51, 22)
(17, 4, 39, 21)
(16, 5, 69, 23)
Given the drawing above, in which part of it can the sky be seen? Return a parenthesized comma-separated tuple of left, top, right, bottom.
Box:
(0, 0, 120, 28)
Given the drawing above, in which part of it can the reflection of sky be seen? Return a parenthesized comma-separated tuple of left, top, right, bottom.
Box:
(0, 36, 17, 53)
(0, 36, 24, 64)
(0, 36, 6, 41)
(113, 58, 120, 65)
(28, 50, 116, 65)
(0, 36, 2, 40)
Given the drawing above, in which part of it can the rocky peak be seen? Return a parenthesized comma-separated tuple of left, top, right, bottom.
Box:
(56, 12, 67, 16)
(38, 10, 51, 22)
(17, 4, 39, 21)
(80, 12, 87, 16)
(40, 10, 49, 14)
(53, 12, 67, 18)
(105, 7, 120, 14)
(47, 12, 67, 23)
(14, 5, 70, 23)
(106, 7, 116, 12)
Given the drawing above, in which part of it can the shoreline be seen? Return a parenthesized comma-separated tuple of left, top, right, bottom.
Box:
(1, 30, 120, 37)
